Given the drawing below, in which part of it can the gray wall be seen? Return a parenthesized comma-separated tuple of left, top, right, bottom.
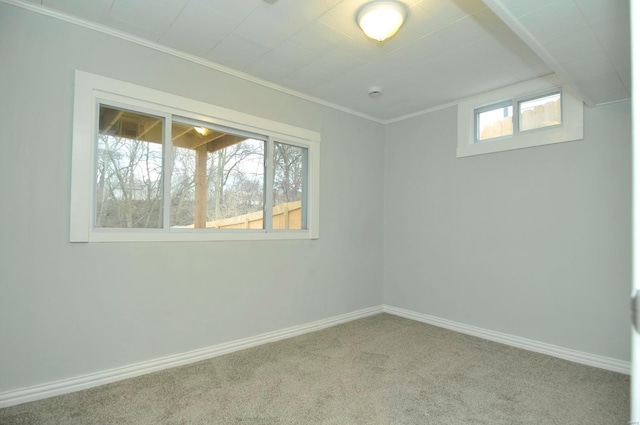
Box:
(384, 103, 631, 361)
(0, 4, 384, 393)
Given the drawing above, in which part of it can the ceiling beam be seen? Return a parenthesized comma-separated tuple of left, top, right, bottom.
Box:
(98, 110, 248, 151)
(207, 135, 246, 153)
(482, 0, 594, 107)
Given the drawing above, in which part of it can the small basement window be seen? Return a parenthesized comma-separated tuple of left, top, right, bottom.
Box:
(71, 71, 320, 242)
(458, 76, 582, 158)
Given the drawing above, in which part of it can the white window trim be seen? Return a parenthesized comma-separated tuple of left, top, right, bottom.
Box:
(70, 70, 320, 242)
(457, 75, 583, 158)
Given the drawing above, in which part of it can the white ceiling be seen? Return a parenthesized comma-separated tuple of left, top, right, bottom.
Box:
(11, 0, 630, 122)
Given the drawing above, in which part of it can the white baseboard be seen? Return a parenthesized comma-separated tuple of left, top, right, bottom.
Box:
(1, 304, 629, 408)
(0, 305, 384, 408)
(383, 305, 631, 375)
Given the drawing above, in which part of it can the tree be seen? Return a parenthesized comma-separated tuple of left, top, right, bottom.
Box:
(168, 138, 265, 227)
(95, 135, 304, 229)
(95, 135, 162, 228)
(273, 142, 304, 205)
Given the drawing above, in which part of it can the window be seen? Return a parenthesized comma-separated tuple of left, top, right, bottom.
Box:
(167, 120, 267, 231)
(475, 101, 513, 141)
(474, 91, 561, 142)
(96, 105, 165, 229)
(457, 76, 583, 158)
(71, 71, 320, 242)
(518, 92, 561, 132)
(273, 142, 307, 230)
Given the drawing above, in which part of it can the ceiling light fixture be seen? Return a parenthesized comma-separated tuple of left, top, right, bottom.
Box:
(194, 126, 210, 136)
(357, 1, 407, 42)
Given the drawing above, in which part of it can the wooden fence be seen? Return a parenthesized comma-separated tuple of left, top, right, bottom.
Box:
(178, 201, 302, 230)
(479, 98, 560, 140)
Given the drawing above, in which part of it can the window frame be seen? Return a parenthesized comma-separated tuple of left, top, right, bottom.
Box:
(474, 99, 514, 142)
(271, 140, 309, 230)
(70, 70, 320, 242)
(457, 75, 583, 158)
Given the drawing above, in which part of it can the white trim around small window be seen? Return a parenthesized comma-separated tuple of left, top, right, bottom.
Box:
(70, 70, 320, 242)
(457, 75, 583, 158)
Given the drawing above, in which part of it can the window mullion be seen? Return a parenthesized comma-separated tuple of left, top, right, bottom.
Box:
(162, 114, 172, 231)
(301, 147, 309, 230)
(264, 137, 274, 231)
(512, 100, 520, 135)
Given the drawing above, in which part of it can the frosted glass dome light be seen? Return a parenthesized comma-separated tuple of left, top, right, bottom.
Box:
(357, 1, 407, 42)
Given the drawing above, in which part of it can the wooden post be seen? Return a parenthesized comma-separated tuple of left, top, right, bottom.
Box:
(194, 145, 207, 228)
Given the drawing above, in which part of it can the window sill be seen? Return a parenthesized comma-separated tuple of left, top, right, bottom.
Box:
(80, 229, 318, 243)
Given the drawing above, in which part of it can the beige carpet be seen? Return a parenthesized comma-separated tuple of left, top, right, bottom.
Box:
(0, 314, 629, 424)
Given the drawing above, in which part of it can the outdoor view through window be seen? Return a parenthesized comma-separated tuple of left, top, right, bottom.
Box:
(96, 104, 306, 231)
(475, 92, 562, 142)
(96, 106, 164, 228)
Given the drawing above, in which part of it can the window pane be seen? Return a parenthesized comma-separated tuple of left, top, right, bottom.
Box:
(519, 92, 561, 132)
(95, 105, 164, 228)
(170, 121, 265, 229)
(476, 104, 513, 141)
(273, 142, 307, 230)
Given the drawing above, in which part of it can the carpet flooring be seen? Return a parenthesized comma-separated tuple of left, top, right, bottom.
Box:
(0, 313, 630, 424)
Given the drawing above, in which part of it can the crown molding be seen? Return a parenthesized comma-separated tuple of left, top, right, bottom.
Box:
(381, 101, 459, 125)
(1, 0, 386, 124)
(7, 1, 626, 128)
